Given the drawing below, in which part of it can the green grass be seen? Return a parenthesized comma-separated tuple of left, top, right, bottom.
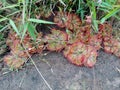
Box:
(0, 0, 120, 38)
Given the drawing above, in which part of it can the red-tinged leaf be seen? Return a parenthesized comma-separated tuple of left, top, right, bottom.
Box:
(45, 29, 68, 51)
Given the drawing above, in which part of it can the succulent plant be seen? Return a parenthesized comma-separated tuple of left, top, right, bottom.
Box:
(83, 45, 98, 67)
(114, 43, 120, 57)
(103, 35, 120, 57)
(54, 12, 68, 28)
(63, 42, 98, 67)
(66, 30, 80, 44)
(10, 39, 29, 58)
(4, 54, 25, 69)
(35, 32, 44, 53)
(66, 13, 82, 30)
(99, 23, 120, 56)
(77, 25, 92, 44)
(4, 30, 46, 69)
(54, 12, 82, 30)
(7, 31, 40, 56)
(87, 35, 102, 50)
(98, 23, 112, 39)
(112, 29, 120, 42)
(6, 31, 19, 47)
(63, 42, 87, 66)
(45, 29, 68, 51)
(111, 29, 120, 57)
(66, 25, 92, 45)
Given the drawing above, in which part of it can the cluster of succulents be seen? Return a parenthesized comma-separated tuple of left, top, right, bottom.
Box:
(4, 31, 44, 69)
(54, 12, 82, 30)
(63, 42, 98, 67)
(3, 11, 120, 69)
(54, 12, 68, 28)
(53, 11, 120, 67)
(44, 29, 68, 51)
(100, 24, 120, 57)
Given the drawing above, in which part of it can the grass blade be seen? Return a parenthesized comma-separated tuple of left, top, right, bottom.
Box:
(0, 4, 19, 10)
(28, 19, 55, 24)
(9, 19, 20, 36)
(0, 17, 8, 22)
(27, 22, 36, 40)
(21, 22, 29, 41)
(6, 10, 21, 17)
(0, 24, 9, 32)
(100, 7, 120, 23)
(59, 0, 66, 6)
(22, 0, 26, 25)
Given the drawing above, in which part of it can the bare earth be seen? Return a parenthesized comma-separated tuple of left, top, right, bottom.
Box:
(0, 50, 120, 90)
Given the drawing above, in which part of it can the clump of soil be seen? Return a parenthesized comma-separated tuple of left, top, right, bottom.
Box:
(0, 51, 120, 90)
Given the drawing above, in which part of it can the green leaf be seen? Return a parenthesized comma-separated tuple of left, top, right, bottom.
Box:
(93, 20, 98, 32)
(28, 19, 55, 24)
(0, 33, 4, 40)
(0, 4, 19, 10)
(100, 7, 120, 23)
(9, 19, 20, 36)
(59, 0, 66, 6)
(98, 8, 109, 12)
(0, 17, 8, 22)
(21, 22, 29, 41)
(22, 0, 26, 25)
(27, 22, 36, 40)
(100, 2, 112, 9)
(0, 24, 9, 32)
(6, 10, 21, 17)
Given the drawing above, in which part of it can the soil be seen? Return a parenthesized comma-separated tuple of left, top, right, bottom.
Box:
(0, 50, 120, 90)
